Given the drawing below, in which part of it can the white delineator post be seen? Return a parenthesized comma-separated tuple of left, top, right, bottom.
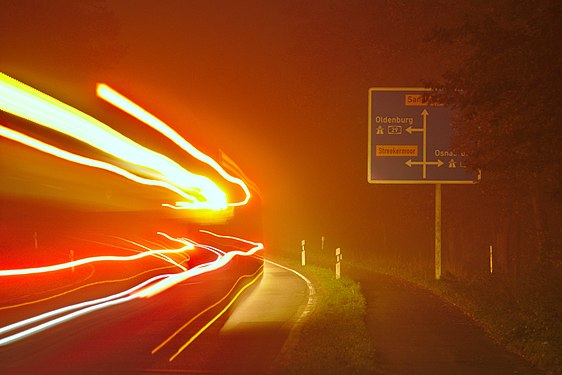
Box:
(301, 240, 306, 266)
(335, 247, 342, 279)
(321, 236, 325, 250)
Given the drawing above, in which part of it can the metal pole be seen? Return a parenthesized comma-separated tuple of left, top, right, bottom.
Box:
(489, 245, 493, 274)
(435, 183, 442, 280)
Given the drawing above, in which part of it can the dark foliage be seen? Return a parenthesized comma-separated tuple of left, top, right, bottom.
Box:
(427, 0, 562, 267)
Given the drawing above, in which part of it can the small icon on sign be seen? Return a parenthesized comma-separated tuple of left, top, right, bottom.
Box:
(448, 159, 456, 168)
(388, 125, 402, 135)
(376, 125, 384, 135)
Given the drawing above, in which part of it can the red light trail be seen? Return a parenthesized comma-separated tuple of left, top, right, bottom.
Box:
(0, 73, 264, 358)
(0, 231, 263, 347)
(0, 232, 193, 276)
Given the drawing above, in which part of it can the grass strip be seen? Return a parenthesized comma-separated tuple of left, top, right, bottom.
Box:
(358, 259, 562, 375)
(270, 257, 378, 375)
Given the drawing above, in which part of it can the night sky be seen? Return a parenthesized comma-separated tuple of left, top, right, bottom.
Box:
(1, 1, 466, 256)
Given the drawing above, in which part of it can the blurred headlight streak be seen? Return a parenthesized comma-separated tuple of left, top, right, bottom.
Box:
(0, 231, 264, 347)
(0, 264, 184, 311)
(0, 73, 263, 357)
(133, 231, 264, 298)
(96, 84, 251, 208)
(0, 274, 170, 346)
(0, 125, 205, 205)
(0, 73, 232, 210)
(0, 233, 194, 276)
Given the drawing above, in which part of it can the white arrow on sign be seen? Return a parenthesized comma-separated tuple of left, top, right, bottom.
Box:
(404, 109, 439, 178)
(405, 125, 423, 134)
(406, 159, 444, 167)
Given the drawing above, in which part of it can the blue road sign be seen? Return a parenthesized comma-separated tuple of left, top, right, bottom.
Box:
(368, 88, 480, 184)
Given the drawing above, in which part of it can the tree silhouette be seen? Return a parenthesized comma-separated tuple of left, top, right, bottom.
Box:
(428, 0, 561, 267)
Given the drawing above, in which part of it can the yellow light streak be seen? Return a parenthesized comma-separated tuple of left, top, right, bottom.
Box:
(96, 83, 251, 207)
(133, 233, 263, 298)
(169, 267, 264, 361)
(0, 73, 227, 210)
(220, 149, 262, 201)
(199, 229, 260, 247)
(152, 266, 263, 355)
(0, 125, 200, 206)
(122, 234, 190, 272)
(84, 237, 191, 267)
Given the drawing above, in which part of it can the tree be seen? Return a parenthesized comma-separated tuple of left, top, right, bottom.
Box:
(428, 0, 561, 267)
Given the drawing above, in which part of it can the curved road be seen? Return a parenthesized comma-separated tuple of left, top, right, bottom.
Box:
(0, 260, 311, 374)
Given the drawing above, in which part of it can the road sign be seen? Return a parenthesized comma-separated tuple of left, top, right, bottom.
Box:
(368, 87, 480, 184)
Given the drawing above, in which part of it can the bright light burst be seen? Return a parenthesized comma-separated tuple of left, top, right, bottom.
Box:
(96, 84, 251, 208)
(0, 72, 252, 210)
(0, 73, 263, 358)
(0, 125, 199, 204)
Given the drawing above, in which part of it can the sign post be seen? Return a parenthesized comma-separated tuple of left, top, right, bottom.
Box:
(368, 88, 479, 280)
(489, 245, 494, 274)
(435, 184, 442, 280)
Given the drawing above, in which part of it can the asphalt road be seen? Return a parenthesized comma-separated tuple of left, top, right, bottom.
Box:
(354, 271, 542, 375)
(0, 260, 310, 374)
